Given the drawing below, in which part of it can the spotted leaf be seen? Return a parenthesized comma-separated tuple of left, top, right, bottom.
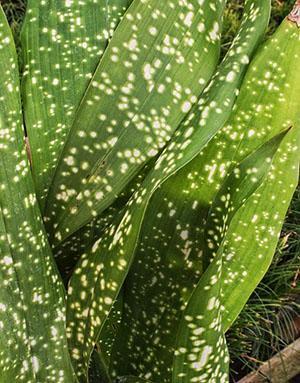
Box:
(108, 1, 271, 379)
(21, 0, 132, 207)
(45, 0, 227, 244)
(66, 1, 271, 381)
(0, 7, 76, 382)
(172, 129, 291, 383)
(220, 127, 300, 332)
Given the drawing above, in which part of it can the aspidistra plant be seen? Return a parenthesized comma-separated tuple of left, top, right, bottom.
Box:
(0, 1, 299, 383)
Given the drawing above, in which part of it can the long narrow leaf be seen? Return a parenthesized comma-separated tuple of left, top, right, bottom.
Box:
(172, 129, 291, 383)
(66, 1, 271, 381)
(109, 1, 271, 379)
(0, 7, 76, 382)
(21, 0, 131, 206)
(220, 127, 300, 331)
(45, 0, 227, 244)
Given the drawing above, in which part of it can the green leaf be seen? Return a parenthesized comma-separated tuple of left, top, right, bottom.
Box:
(172, 129, 290, 383)
(45, 0, 227, 244)
(88, 348, 112, 383)
(55, 159, 155, 279)
(0, 6, 76, 382)
(66, 1, 271, 381)
(108, 1, 271, 379)
(220, 126, 300, 331)
(21, 0, 131, 207)
(171, 14, 300, 381)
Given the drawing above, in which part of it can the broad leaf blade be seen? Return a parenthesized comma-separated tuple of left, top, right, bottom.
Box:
(45, 0, 226, 244)
(21, 0, 131, 206)
(66, 1, 271, 380)
(0, 7, 75, 382)
(109, 1, 271, 379)
(172, 129, 289, 383)
(220, 126, 300, 331)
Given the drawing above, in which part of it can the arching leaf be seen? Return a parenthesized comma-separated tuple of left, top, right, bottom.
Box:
(45, 0, 227, 244)
(66, 1, 271, 381)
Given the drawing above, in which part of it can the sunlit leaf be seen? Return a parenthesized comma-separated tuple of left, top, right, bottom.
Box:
(108, 1, 271, 379)
(221, 127, 300, 332)
(172, 129, 291, 383)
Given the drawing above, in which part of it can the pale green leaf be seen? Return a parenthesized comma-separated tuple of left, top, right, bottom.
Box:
(172, 129, 290, 383)
(221, 127, 300, 332)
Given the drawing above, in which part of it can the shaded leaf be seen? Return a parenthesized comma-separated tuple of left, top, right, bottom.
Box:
(66, 1, 271, 381)
(0, 6, 75, 382)
(21, 0, 131, 206)
(45, 0, 227, 244)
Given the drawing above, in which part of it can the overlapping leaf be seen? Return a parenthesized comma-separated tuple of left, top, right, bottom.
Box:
(0, 7, 76, 382)
(55, 159, 155, 279)
(109, 1, 271, 380)
(172, 14, 300, 382)
(21, 0, 131, 206)
(66, 1, 271, 381)
(116, 11, 299, 380)
(171, 125, 299, 382)
(45, 0, 227, 244)
(220, 127, 300, 332)
(172, 129, 291, 383)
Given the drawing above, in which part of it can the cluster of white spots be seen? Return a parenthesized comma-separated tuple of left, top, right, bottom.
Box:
(63, 2, 296, 383)
(43, 0, 226, 245)
(0, 13, 76, 382)
(23, 0, 132, 207)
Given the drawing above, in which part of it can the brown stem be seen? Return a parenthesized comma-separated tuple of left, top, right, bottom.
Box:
(237, 338, 300, 383)
(288, 1, 300, 27)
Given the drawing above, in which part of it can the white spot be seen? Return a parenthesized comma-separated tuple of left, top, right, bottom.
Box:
(149, 27, 157, 36)
(226, 71, 236, 82)
(180, 230, 189, 240)
(31, 356, 39, 373)
(181, 101, 192, 113)
(0, 303, 6, 311)
(3, 256, 13, 265)
(193, 345, 213, 370)
(143, 63, 152, 80)
(184, 12, 194, 27)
